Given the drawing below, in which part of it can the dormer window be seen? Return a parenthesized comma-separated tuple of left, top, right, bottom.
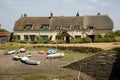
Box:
(24, 24, 33, 30)
(56, 25, 62, 31)
(89, 26, 94, 30)
(40, 24, 49, 30)
(74, 25, 80, 31)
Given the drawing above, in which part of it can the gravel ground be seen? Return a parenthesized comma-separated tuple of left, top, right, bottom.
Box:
(0, 49, 82, 80)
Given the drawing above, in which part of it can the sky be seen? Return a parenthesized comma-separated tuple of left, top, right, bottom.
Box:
(0, 0, 120, 32)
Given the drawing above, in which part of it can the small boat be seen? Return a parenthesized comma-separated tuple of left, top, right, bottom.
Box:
(13, 55, 21, 60)
(5, 50, 20, 55)
(25, 60, 40, 65)
(46, 48, 57, 55)
(20, 48, 26, 52)
(21, 56, 30, 63)
(39, 50, 46, 54)
(47, 53, 64, 59)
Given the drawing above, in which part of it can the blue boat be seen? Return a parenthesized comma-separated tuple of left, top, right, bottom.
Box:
(46, 48, 57, 55)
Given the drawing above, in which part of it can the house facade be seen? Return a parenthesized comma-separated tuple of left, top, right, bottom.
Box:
(13, 12, 113, 42)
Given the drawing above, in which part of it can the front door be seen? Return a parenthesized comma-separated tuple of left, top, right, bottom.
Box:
(66, 36, 70, 43)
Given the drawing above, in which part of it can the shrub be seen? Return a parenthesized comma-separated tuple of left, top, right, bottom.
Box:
(82, 37, 92, 43)
(74, 38, 83, 43)
(19, 40, 27, 44)
(56, 40, 65, 44)
(114, 36, 120, 42)
(94, 38, 115, 42)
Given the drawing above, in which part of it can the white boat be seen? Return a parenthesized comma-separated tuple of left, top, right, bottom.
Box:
(20, 48, 26, 52)
(13, 55, 21, 60)
(25, 60, 40, 65)
(47, 53, 64, 59)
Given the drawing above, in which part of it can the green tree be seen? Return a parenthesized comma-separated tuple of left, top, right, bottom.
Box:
(104, 31, 114, 38)
(0, 29, 8, 32)
(114, 30, 120, 36)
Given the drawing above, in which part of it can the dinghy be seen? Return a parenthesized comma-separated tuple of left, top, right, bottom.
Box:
(46, 48, 57, 55)
(47, 53, 64, 59)
(13, 55, 21, 60)
(25, 60, 40, 65)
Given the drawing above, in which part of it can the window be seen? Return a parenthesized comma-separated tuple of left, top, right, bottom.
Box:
(40, 24, 49, 30)
(24, 35, 28, 41)
(30, 35, 35, 41)
(75, 35, 81, 39)
(74, 25, 80, 31)
(89, 26, 94, 30)
(40, 35, 48, 40)
(56, 25, 61, 31)
(56, 36, 64, 40)
(24, 24, 33, 30)
(17, 35, 20, 40)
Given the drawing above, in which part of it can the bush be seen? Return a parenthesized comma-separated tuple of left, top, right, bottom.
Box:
(55, 40, 65, 44)
(114, 36, 120, 42)
(19, 40, 27, 44)
(82, 37, 92, 43)
(94, 38, 115, 42)
(74, 38, 83, 43)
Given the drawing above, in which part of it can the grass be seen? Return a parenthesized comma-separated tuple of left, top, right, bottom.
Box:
(0, 42, 33, 50)
(23, 74, 48, 80)
(57, 49, 93, 61)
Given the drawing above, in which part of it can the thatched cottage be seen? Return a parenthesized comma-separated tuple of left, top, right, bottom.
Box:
(13, 12, 113, 43)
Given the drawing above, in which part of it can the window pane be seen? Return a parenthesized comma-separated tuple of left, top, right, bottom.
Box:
(24, 24, 33, 30)
(41, 24, 49, 30)
(24, 35, 28, 41)
(40, 35, 48, 40)
(30, 35, 35, 41)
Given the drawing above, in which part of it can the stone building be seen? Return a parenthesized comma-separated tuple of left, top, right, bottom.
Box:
(13, 12, 113, 43)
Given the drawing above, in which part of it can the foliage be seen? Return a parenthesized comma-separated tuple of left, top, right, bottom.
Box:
(35, 35, 40, 41)
(82, 37, 92, 43)
(70, 37, 74, 43)
(95, 33, 102, 38)
(94, 38, 115, 42)
(0, 29, 8, 32)
(114, 36, 120, 42)
(55, 40, 65, 44)
(48, 35, 52, 41)
(58, 29, 68, 37)
(114, 30, 120, 36)
(19, 40, 27, 44)
(104, 31, 114, 38)
(12, 33, 18, 42)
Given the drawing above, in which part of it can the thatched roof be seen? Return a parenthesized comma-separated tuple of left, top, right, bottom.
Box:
(14, 14, 113, 31)
(83, 15, 113, 29)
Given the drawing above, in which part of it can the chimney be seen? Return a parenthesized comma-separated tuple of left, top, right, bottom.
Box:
(97, 12, 101, 15)
(76, 11, 80, 16)
(24, 13, 27, 17)
(49, 12, 53, 19)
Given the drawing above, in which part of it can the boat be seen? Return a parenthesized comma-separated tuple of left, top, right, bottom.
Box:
(39, 50, 46, 54)
(21, 56, 30, 63)
(5, 50, 20, 55)
(46, 52, 64, 59)
(25, 60, 40, 65)
(46, 48, 57, 55)
(13, 55, 21, 60)
(20, 48, 26, 52)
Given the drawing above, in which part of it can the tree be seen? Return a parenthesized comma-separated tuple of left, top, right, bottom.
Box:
(0, 29, 8, 32)
(114, 30, 120, 36)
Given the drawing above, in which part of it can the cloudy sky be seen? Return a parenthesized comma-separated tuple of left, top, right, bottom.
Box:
(0, 0, 120, 31)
